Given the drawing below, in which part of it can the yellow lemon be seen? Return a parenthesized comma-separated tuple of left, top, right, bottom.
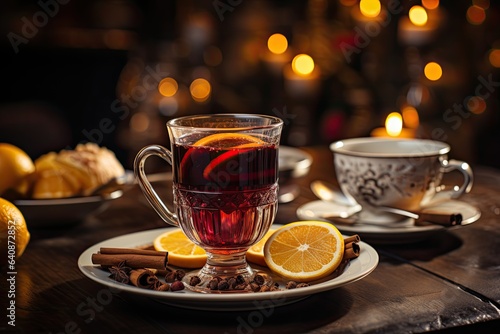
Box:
(153, 229, 207, 268)
(0, 143, 35, 196)
(0, 198, 30, 266)
(263, 221, 344, 281)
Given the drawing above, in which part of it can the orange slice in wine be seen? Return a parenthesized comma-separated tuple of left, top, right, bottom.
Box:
(192, 133, 265, 148)
(180, 133, 266, 181)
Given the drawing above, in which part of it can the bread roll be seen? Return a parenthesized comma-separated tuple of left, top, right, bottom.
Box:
(31, 143, 125, 199)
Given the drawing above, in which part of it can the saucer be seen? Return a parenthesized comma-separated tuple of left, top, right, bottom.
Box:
(296, 199, 481, 244)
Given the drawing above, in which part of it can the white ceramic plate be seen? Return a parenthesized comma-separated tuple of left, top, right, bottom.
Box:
(296, 199, 481, 244)
(78, 226, 379, 311)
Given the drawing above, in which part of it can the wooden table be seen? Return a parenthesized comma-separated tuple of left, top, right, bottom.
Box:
(2, 146, 500, 333)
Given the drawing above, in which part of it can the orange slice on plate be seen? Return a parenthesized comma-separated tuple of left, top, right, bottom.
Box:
(153, 229, 207, 268)
(263, 221, 345, 281)
(246, 228, 277, 267)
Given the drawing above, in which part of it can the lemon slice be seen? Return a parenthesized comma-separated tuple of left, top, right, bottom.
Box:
(263, 221, 345, 281)
(153, 229, 207, 268)
(246, 228, 277, 267)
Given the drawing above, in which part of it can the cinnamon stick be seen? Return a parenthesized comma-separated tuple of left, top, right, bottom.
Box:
(343, 234, 361, 260)
(343, 242, 360, 260)
(343, 234, 360, 244)
(415, 213, 463, 226)
(100, 247, 167, 256)
(129, 269, 158, 289)
(91, 248, 168, 270)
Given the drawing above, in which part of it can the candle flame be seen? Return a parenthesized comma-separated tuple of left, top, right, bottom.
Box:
(409, 6, 428, 26)
(385, 112, 403, 137)
(292, 54, 315, 76)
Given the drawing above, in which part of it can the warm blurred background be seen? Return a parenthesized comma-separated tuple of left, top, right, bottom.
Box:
(1, 0, 499, 169)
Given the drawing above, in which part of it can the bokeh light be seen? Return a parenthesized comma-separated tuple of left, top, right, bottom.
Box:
(409, 6, 428, 26)
(406, 84, 431, 107)
(467, 96, 487, 114)
(203, 46, 223, 67)
(159, 97, 179, 116)
(401, 105, 420, 129)
(473, 0, 490, 10)
(190, 78, 211, 102)
(158, 77, 178, 97)
(130, 112, 150, 133)
(422, 0, 439, 10)
(385, 112, 403, 137)
(489, 49, 500, 68)
(359, 0, 381, 18)
(424, 62, 442, 81)
(267, 33, 288, 55)
(291, 54, 315, 76)
(466, 5, 486, 25)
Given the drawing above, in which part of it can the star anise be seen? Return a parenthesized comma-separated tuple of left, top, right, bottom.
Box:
(108, 261, 132, 284)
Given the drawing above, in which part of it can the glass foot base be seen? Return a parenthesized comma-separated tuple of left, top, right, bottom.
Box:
(182, 268, 277, 293)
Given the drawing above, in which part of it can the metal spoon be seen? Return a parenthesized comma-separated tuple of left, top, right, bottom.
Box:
(310, 180, 357, 206)
(310, 180, 462, 226)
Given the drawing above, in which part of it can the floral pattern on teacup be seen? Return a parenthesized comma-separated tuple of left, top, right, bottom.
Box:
(335, 156, 440, 206)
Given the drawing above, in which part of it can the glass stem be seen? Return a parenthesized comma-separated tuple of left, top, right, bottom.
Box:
(198, 250, 253, 279)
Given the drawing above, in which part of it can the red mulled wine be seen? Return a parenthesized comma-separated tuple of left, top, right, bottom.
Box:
(172, 134, 278, 254)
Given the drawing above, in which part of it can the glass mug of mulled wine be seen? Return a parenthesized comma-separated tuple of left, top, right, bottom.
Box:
(134, 114, 283, 292)
(330, 137, 473, 224)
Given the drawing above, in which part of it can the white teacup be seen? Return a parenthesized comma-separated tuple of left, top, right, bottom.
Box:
(330, 138, 473, 222)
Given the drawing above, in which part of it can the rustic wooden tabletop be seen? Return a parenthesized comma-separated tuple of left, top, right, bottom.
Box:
(2, 145, 499, 333)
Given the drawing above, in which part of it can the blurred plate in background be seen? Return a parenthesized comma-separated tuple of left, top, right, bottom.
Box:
(14, 190, 124, 228)
(278, 146, 312, 203)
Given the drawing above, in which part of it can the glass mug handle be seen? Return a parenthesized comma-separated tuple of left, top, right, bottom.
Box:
(435, 159, 474, 201)
(133, 145, 178, 227)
